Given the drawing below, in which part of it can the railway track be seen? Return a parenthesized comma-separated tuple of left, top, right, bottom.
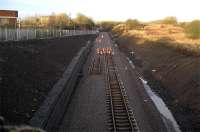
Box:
(90, 34, 139, 131)
(105, 54, 139, 132)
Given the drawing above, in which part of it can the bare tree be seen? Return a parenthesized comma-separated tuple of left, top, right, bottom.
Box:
(48, 13, 56, 28)
(74, 13, 95, 29)
(55, 13, 70, 28)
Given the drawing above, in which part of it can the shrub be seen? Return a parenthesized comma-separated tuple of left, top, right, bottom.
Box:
(162, 16, 177, 25)
(74, 13, 95, 29)
(100, 21, 121, 31)
(185, 20, 200, 39)
(178, 22, 187, 28)
(112, 24, 126, 33)
(125, 19, 141, 29)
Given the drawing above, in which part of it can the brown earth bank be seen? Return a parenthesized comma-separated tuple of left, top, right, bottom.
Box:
(113, 34, 200, 132)
(0, 35, 96, 125)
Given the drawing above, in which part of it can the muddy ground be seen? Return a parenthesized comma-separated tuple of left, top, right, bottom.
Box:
(114, 34, 200, 132)
(0, 35, 96, 125)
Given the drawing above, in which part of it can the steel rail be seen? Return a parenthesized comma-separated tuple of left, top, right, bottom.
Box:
(105, 54, 140, 132)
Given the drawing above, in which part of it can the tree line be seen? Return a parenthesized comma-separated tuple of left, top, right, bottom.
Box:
(21, 13, 95, 30)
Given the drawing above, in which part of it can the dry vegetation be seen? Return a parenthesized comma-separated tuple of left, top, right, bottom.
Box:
(112, 19, 200, 56)
(112, 18, 200, 131)
(21, 13, 95, 29)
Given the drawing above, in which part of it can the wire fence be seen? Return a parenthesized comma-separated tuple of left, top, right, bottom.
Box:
(0, 28, 97, 41)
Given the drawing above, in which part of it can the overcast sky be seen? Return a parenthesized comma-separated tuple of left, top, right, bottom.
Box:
(1, 0, 200, 21)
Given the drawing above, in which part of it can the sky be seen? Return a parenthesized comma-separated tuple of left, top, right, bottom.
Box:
(0, 0, 200, 22)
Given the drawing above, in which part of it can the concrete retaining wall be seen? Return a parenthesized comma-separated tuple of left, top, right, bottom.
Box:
(29, 40, 93, 130)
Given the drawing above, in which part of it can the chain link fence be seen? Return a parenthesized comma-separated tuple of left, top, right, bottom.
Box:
(0, 28, 97, 41)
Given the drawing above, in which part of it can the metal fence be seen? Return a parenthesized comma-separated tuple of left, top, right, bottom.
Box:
(0, 28, 97, 41)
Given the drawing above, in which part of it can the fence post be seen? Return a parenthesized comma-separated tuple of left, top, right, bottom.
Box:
(26, 29, 28, 40)
(0, 28, 1, 41)
(47, 29, 48, 38)
(19, 28, 21, 40)
(52, 29, 54, 37)
(5, 28, 8, 41)
(34, 29, 36, 39)
(0, 28, 2, 41)
(16, 28, 18, 41)
(40, 29, 43, 39)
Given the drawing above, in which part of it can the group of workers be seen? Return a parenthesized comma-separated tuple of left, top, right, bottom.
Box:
(96, 47, 112, 55)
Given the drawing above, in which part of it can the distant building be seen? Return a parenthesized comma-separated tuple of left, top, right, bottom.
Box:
(0, 10, 18, 27)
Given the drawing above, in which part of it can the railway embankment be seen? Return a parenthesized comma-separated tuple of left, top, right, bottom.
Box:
(0, 35, 96, 125)
(113, 33, 200, 131)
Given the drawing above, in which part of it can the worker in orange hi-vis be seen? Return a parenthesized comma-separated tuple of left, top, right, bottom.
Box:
(99, 48, 103, 55)
(96, 48, 100, 54)
(108, 49, 111, 54)
(102, 48, 105, 54)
